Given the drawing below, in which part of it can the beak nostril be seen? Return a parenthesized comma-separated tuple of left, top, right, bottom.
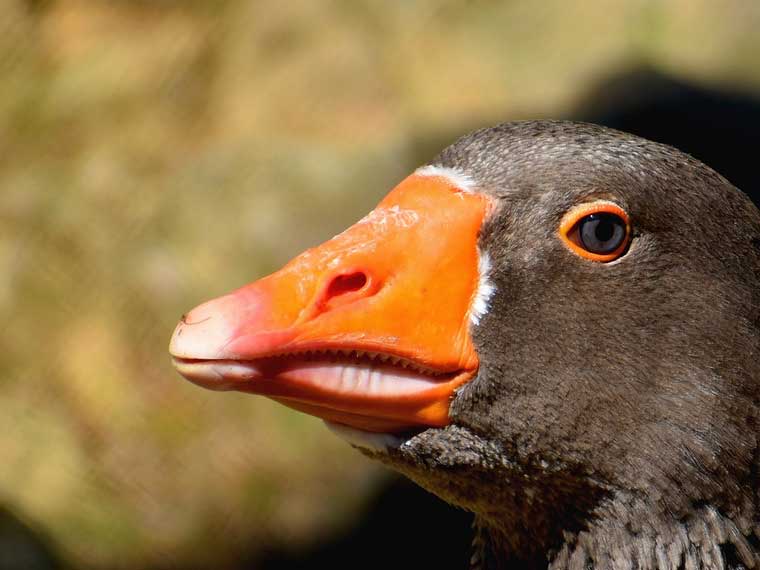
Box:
(307, 270, 376, 316)
(326, 272, 368, 300)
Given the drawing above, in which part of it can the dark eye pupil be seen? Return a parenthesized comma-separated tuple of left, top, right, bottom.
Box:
(578, 213, 625, 254)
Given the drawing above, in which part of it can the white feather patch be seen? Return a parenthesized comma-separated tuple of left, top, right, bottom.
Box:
(470, 250, 496, 326)
(416, 164, 492, 324)
(415, 164, 477, 193)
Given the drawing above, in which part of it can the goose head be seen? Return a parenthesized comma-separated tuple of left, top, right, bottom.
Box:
(170, 121, 760, 569)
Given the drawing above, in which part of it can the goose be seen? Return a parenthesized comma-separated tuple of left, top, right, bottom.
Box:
(170, 121, 760, 570)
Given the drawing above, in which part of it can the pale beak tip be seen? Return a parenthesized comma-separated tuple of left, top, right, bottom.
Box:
(169, 295, 237, 360)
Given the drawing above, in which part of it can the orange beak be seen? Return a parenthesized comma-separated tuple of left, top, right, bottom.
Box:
(170, 173, 489, 433)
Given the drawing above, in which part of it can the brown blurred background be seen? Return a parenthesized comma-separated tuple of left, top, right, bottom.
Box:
(3, 1, 760, 569)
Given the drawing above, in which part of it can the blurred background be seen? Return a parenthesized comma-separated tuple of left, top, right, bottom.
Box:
(3, 1, 760, 569)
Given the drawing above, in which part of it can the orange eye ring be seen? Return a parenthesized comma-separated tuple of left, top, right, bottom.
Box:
(559, 201, 631, 262)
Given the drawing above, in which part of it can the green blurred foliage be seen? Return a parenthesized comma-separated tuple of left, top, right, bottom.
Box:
(1, 0, 760, 567)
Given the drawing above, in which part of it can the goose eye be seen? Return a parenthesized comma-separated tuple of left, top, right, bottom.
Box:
(559, 202, 631, 262)
(578, 213, 626, 254)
